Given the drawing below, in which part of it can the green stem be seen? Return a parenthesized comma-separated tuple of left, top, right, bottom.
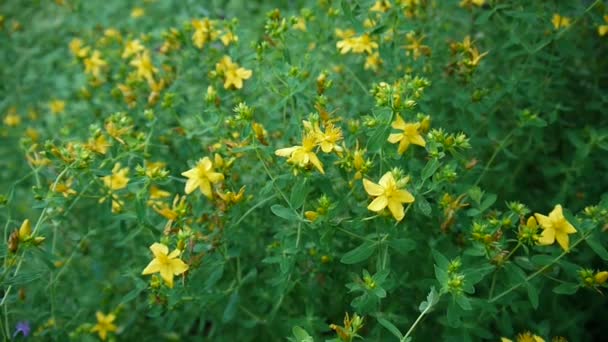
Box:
(489, 233, 589, 303)
(473, 129, 516, 187)
(403, 293, 441, 340)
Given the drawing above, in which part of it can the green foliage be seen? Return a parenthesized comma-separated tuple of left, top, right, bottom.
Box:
(1, 0, 608, 341)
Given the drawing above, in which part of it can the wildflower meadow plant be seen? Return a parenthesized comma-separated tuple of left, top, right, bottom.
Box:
(1, 0, 608, 341)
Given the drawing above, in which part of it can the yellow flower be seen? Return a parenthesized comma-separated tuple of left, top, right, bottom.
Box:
(404, 31, 431, 60)
(220, 31, 239, 46)
(86, 134, 111, 155)
(122, 39, 144, 59)
(53, 177, 77, 197)
(3, 107, 21, 127)
(153, 194, 186, 221)
(459, 0, 485, 8)
(102, 163, 130, 191)
(105, 119, 132, 145)
(363, 171, 414, 221)
(130, 50, 157, 82)
(293, 17, 307, 31)
(104, 28, 121, 40)
(364, 52, 382, 71)
(370, 0, 391, 13)
(131, 7, 145, 18)
(595, 271, 608, 285)
(142, 243, 189, 288)
(515, 331, 545, 342)
(304, 121, 343, 153)
(552, 14, 571, 30)
(48, 99, 65, 114)
(181, 157, 225, 198)
(215, 56, 252, 90)
(598, 15, 608, 37)
(318, 123, 344, 153)
(275, 133, 325, 174)
(90, 311, 117, 341)
(148, 185, 171, 205)
(217, 186, 246, 205)
(191, 18, 217, 49)
(465, 47, 488, 68)
(337, 33, 378, 54)
(387, 114, 426, 154)
(69, 38, 89, 58)
(18, 219, 31, 241)
(535, 204, 577, 251)
(84, 50, 107, 78)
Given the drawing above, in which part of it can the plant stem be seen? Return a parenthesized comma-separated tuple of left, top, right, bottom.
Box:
(403, 298, 435, 340)
(473, 129, 516, 187)
(489, 233, 589, 303)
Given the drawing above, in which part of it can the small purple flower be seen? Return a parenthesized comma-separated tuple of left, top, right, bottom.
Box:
(13, 321, 30, 338)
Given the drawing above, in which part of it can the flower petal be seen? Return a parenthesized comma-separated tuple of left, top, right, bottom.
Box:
(200, 178, 213, 198)
(168, 249, 181, 259)
(538, 227, 555, 245)
(409, 133, 426, 147)
(368, 195, 388, 212)
(184, 178, 200, 195)
(393, 189, 415, 203)
(149, 243, 168, 258)
(160, 264, 174, 288)
(391, 114, 406, 130)
(275, 146, 298, 157)
(363, 179, 384, 196)
(378, 172, 394, 188)
(170, 258, 189, 275)
(308, 152, 325, 174)
(142, 258, 161, 275)
(549, 204, 563, 220)
(555, 231, 570, 251)
(181, 168, 197, 178)
(398, 139, 411, 154)
(200, 157, 212, 171)
(534, 213, 552, 230)
(207, 171, 225, 183)
(563, 221, 577, 234)
(387, 133, 403, 144)
(387, 200, 405, 221)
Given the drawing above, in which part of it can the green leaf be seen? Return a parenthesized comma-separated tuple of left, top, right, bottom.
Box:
(446, 299, 462, 327)
(434, 265, 448, 285)
(553, 283, 579, 295)
(292, 326, 313, 342)
(504, 263, 527, 283)
(530, 254, 555, 267)
(432, 250, 450, 270)
(290, 178, 309, 209)
(271, 204, 300, 221)
(3, 270, 45, 286)
(416, 196, 432, 217)
(222, 291, 240, 322)
(341, 241, 376, 264)
(421, 158, 440, 180)
(479, 193, 497, 211)
(454, 294, 472, 311)
(388, 238, 416, 255)
(377, 317, 403, 339)
(464, 265, 494, 285)
(205, 262, 225, 288)
(367, 125, 388, 152)
(585, 236, 608, 261)
(120, 286, 144, 304)
(341, 0, 362, 31)
(526, 283, 539, 310)
(418, 286, 440, 312)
